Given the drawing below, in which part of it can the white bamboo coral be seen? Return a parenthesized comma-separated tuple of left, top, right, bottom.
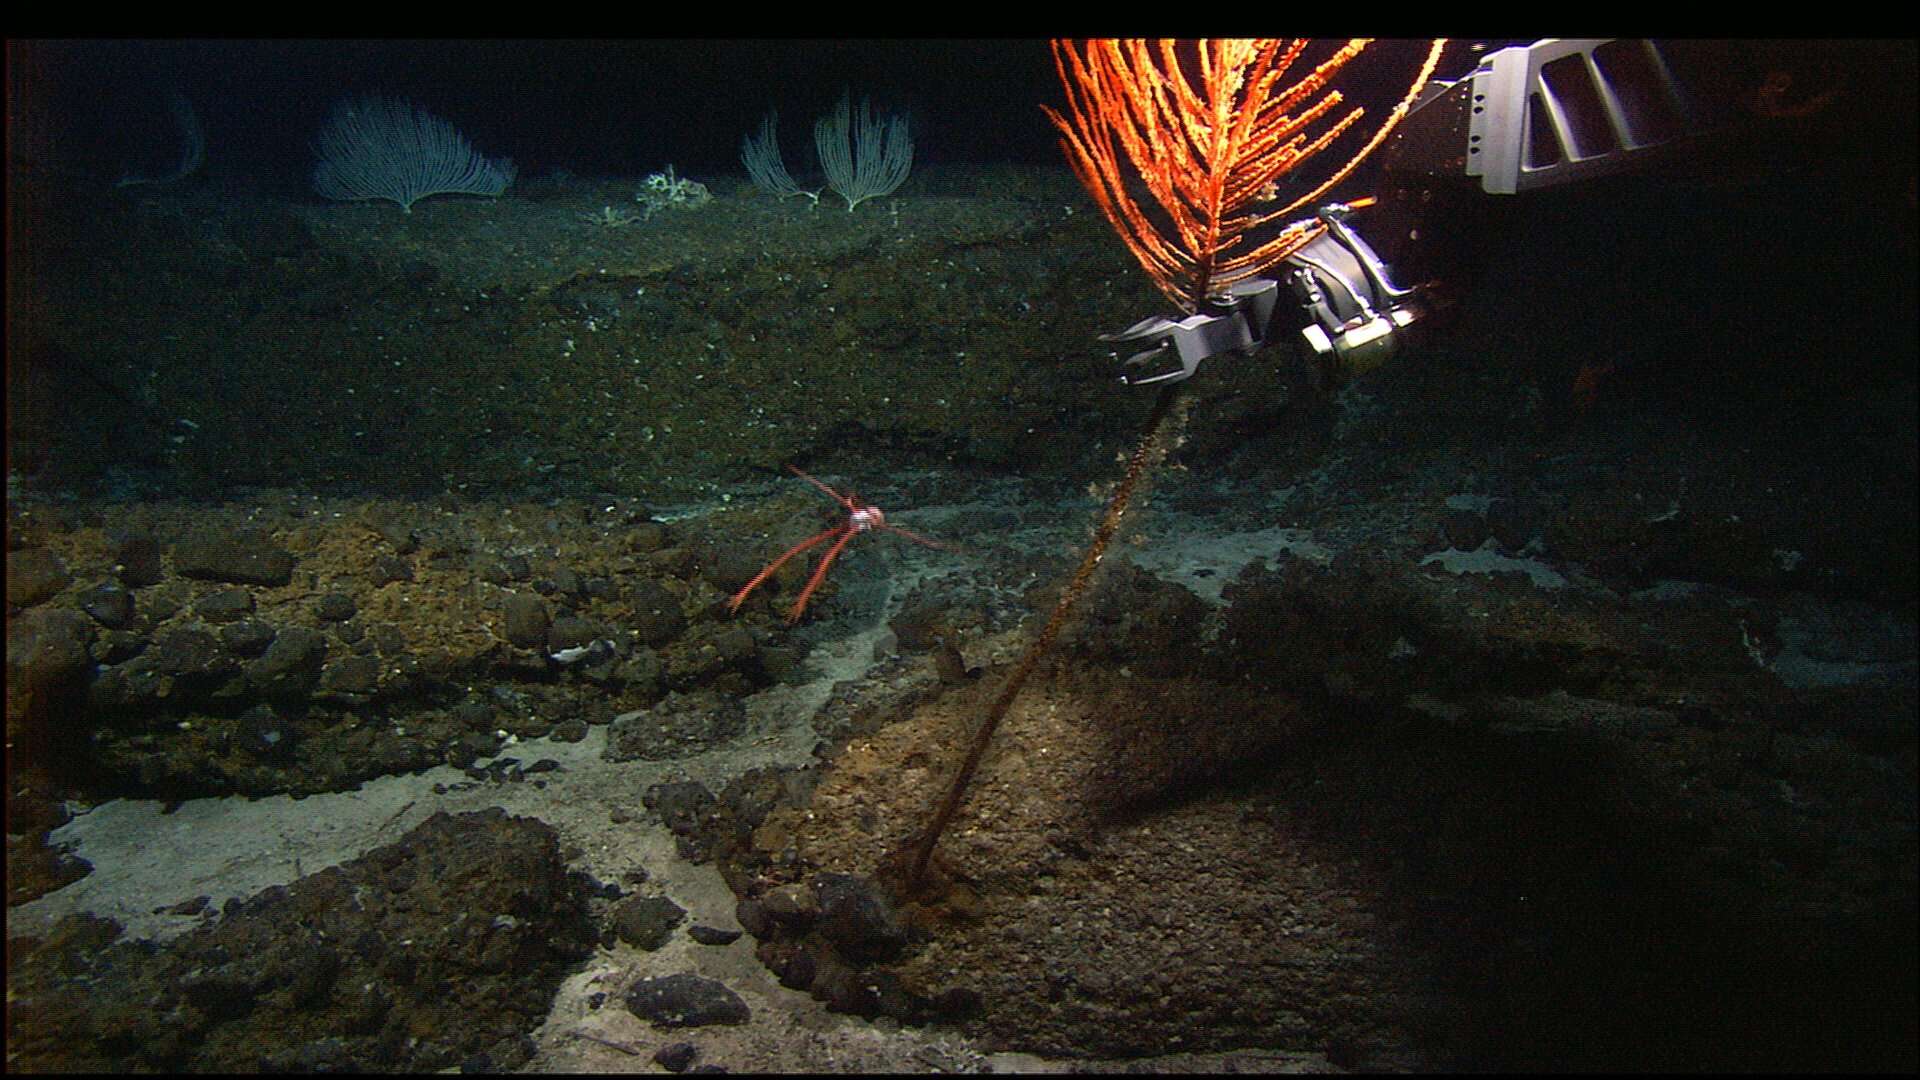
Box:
(312, 95, 515, 213)
(814, 92, 912, 211)
(740, 112, 821, 204)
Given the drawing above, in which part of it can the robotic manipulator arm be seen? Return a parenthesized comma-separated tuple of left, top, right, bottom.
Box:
(1108, 197, 1415, 386)
(1108, 38, 1756, 387)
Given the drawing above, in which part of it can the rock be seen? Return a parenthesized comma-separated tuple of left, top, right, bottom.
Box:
(626, 521, 668, 553)
(623, 974, 750, 1028)
(644, 779, 718, 835)
(4, 809, 596, 1073)
(195, 588, 255, 623)
(546, 615, 600, 655)
(813, 872, 907, 961)
(356, 506, 419, 553)
(688, 924, 741, 946)
(610, 894, 686, 951)
(933, 985, 983, 1019)
(89, 628, 146, 666)
(478, 553, 532, 584)
(734, 898, 771, 938)
(772, 947, 815, 990)
(626, 578, 687, 647)
(369, 554, 414, 586)
(932, 643, 970, 684)
(653, 1041, 698, 1071)
(543, 564, 582, 597)
(247, 626, 328, 704)
(238, 705, 298, 760)
(888, 602, 950, 652)
(368, 623, 407, 655)
(607, 692, 747, 762)
(85, 656, 173, 711)
(759, 883, 821, 928)
(219, 620, 277, 657)
(612, 647, 663, 694)
(112, 531, 164, 588)
(502, 592, 549, 649)
(79, 583, 136, 629)
(5, 607, 94, 699)
(7, 548, 70, 607)
(313, 593, 356, 622)
(812, 962, 923, 1022)
(718, 766, 813, 840)
(322, 654, 381, 697)
(147, 627, 229, 678)
(173, 529, 294, 587)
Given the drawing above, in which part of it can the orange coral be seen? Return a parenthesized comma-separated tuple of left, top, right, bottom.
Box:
(1044, 38, 1446, 312)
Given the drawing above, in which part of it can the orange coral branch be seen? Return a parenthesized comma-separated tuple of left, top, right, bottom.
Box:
(1044, 38, 1446, 313)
